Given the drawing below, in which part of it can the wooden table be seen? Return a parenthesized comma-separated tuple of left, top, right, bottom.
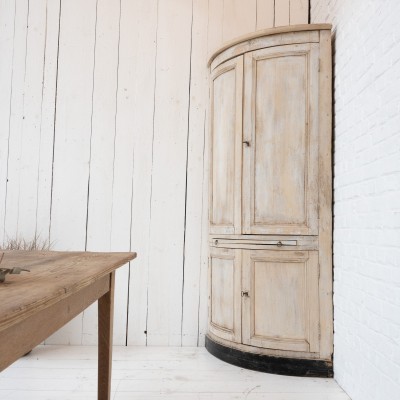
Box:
(0, 250, 136, 400)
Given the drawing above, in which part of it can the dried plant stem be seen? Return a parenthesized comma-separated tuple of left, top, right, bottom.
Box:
(0, 234, 53, 251)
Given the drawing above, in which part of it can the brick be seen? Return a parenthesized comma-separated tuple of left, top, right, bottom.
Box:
(312, 1, 400, 399)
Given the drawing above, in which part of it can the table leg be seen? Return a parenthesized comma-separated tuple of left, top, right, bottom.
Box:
(98, 271, 115, 400)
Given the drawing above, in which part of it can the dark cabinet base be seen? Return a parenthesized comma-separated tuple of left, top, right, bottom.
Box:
(205, 335, 333, 378)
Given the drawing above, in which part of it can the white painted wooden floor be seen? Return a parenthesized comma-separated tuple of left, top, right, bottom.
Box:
(0, 346, 351, 400)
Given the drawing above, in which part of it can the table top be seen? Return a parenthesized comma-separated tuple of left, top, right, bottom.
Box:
(0, 251, 136, 331)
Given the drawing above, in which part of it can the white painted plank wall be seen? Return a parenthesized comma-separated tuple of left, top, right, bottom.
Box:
(208, 0, 309, 54)
(107, 0, 137, 348)
(3, 0, 29, 239)
(83, 0, 125, 346)
(35, 0, 60, 242)
(0, 0, 308, 346)
(146, 0, 193, 346)
(45, 0, 97, 345)
(122, 0, 158, 346)
(275, 0, 290, 27)
(256, 0, 275, 30)
(223, 0, 257, 43)
(15, 0, 47, 242)
(181, 0, 209, 346)
(0, 0, 16, 239)
(49, 0, 96, 252)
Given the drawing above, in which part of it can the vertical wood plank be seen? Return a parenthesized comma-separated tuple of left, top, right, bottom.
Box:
(83, 0, 123, 346)
(35, 0, 61, 242)
(290, 0, 309, 25)
(146, 0, 193, 346)
(207, 0, 223, 57)
(181, 0, 209, 346)
(85, 0, 121, 254)
(49, 0, 97, 251)
(256, 0, 275, 30)
(275, 0, 290, 27)
(0, 0, 16, 244)
(46, 0, 97, 345)
(16, 0, 47, 241)
(3, 0, 29, 240)
(198, 0, 218, 343)
(105, 0, 140, 347)
(108, 0, 135, 256)
(222, 0, 257, 43)
(124, 0, 158, 346)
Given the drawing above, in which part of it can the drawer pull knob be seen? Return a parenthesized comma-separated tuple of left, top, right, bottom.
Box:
(241, 291, 249, 297)
(277, 241, 283, 247)
(214, 239, 218, 245)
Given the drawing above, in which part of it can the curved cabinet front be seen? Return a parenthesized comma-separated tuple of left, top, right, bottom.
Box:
(209, 57, 243, 235)
(207, 24, 333, 377)
(208, 247, 241, 343)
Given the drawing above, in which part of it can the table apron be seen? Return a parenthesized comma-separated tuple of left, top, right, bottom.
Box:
(0, 274, 110, 372)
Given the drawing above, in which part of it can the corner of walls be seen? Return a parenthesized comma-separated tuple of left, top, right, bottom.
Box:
(311, 1, 400, 399)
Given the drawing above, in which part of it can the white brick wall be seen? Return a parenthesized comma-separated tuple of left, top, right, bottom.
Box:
(311, 1, 400, 399)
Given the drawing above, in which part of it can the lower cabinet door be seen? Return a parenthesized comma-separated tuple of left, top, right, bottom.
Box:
(209, 247, 242, 343)
(242, 250, 320, 352)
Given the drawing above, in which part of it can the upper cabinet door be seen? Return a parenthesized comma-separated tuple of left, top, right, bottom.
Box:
(242, 44, 319, 235)
(209, 57, 243, 235)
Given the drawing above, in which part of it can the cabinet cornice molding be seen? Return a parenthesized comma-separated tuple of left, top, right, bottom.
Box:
(208, 23, 332, 67)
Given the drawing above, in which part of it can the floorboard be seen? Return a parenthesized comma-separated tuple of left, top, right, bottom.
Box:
(0, 346, 351, 400)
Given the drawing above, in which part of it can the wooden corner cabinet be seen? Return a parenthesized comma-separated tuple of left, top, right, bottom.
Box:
(206, 24, 333, 377)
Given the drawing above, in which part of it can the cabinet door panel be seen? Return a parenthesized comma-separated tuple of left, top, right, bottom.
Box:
(242, 250, 319, 352)
(243, 44, 319, 235)
(209, 57, 243, 234)
(209, 247, 241, 343)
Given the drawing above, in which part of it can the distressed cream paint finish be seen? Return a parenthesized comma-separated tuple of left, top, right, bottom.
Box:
(209, 57, 243, 235)
(244, 43, 320, 235)
(242, 250, 320, 353)
(208, 25, 332, 362)
(208, 247, 241, 344)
